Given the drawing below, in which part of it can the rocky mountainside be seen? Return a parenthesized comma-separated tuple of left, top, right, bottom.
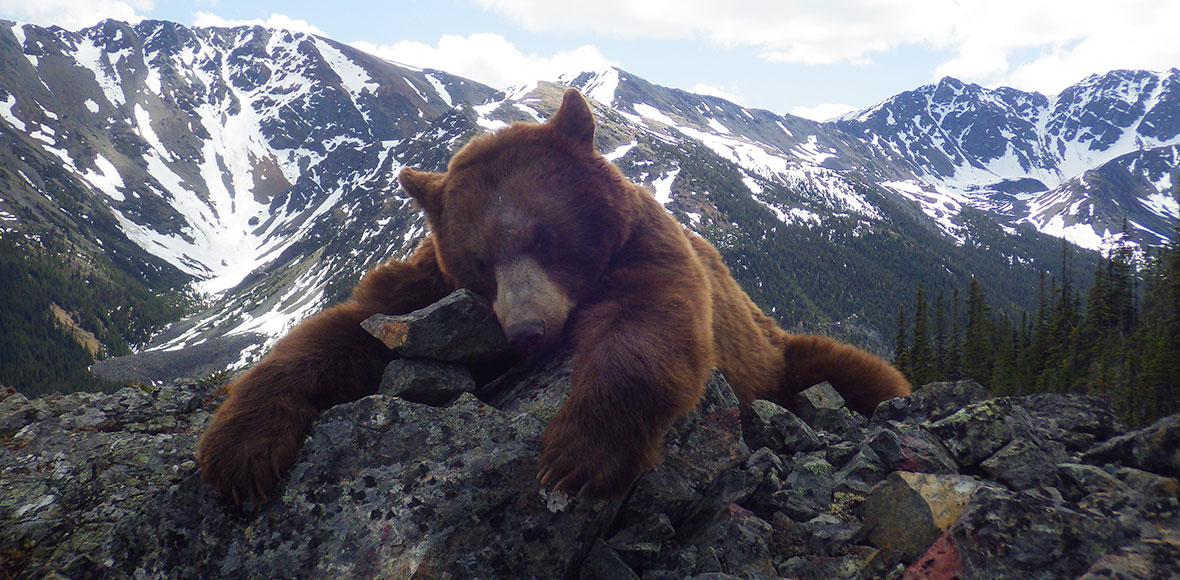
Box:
(3, 18, 1177, 389)
(3, 291, 1178, 579)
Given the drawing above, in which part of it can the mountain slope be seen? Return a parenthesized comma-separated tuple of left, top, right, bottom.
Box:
(4, 19, 1164, 388)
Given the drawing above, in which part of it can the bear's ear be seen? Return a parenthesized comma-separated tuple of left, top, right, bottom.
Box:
(547, 88, 595, 151)
(398, 167, 444, 216)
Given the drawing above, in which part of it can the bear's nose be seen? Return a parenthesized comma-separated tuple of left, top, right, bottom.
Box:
(505, 319, 546, 355)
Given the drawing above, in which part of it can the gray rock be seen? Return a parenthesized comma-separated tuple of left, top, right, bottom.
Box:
(377, 358, 477, 405)
(791, 382, 844, 425)
(1084, 413, 1180, 479)
(980, 437, 1062, 489)
(863, 425, 958, 475)
(927, 398, 1028, 467)
(361, 288, 512, 363)
(870, 380, 990, 426)
(743, 400, 821, 455)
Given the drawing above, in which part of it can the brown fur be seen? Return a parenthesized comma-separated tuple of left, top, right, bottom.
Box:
(196, 89, 910, 503)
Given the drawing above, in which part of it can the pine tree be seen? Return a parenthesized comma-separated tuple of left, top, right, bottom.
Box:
(910, 283, 935, 385)
(893, 306, 910, 376)
(962, 276, 993, 386)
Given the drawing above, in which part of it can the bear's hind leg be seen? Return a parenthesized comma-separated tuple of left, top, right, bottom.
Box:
(776, 334, 911, 416)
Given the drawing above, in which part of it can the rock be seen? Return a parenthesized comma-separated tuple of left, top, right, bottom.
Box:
(947, 486, 1143, 580)
(792, 382, 844, 425)
(678, 504, 778, 579)
(6, 295, 1180, 580)
(377, 358, 477, 405)
(1084, 413, 1180, 479)
(361, 289, 512, 363)
(863, 425, 958, 475)
(580, 540, 640, 580)
(900, 530, 960, 580)
(743, 400, 821, 455)
(862, 471, 985, 562)
(0, 380, 218, 578)
(927, 398, 1031, 467)
(870, 380, 990, 426)
(1077, 530, 1180, 580)
(980, 437, 1061, 489)
(1013, 393, 1126, 453)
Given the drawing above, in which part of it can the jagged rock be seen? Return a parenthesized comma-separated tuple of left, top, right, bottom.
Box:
(870, 380, 990, 426)
(0, 382, 217, 578)
(1077, 529, 1180, 580)
(863, 425, 958, 475)
(361, 289, 513, 363)
(926, 398, 1033, 467)
(862, 471, 985, 562)
(5, 312, 1180, 580)
(792, 382, 843, 425)
(377, 358, 477, 405)
(1014, 393, 1126, 453)
(980, 437, 1062, 489)
(743, 400, 821, 455)
(1084, 413, 1180, 479)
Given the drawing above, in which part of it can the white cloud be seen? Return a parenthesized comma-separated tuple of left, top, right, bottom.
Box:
(789, 103, 858, 122)
(691, 84, 745, 105)
(351, 33, 616, 90)
(190, 12, 327, 37)
(473, 0, 1180, 93)
(0, 0, 152, 30)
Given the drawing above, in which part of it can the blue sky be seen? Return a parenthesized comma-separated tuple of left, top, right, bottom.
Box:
(3, 0, 1179, 120)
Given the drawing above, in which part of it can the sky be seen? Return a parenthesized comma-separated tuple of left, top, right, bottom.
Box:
(2, 0, 1180, 120)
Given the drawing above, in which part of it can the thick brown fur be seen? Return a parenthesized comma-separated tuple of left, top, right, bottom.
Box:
(196, 89, 910, 503)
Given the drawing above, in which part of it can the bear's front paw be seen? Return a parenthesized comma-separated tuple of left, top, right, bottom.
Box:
(196, 413, 304, 504)
(538, 412, 658, 499)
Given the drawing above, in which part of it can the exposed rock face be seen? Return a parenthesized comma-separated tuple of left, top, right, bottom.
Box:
(2, 293, 1178, 579)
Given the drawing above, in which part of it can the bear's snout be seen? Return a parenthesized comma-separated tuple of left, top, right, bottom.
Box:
(504, 318, 547, 355)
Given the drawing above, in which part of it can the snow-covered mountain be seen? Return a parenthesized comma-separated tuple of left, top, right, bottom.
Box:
(833, 72, 1180, 247)
(1, 18, 1173, 383)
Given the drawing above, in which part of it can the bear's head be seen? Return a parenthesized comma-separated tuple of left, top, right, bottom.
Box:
(399, 89, 637, 356)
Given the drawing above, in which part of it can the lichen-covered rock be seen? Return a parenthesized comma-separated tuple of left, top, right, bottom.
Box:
(870, 380, 990, 426)
(0, 381, 219, 578)
(5, 326, 1180, 580)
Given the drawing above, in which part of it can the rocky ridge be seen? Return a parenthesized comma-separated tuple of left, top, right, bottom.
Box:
(2, 291, 1179, 579)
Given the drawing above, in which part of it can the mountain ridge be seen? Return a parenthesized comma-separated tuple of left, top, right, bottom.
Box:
(2, 18, 1173, 388)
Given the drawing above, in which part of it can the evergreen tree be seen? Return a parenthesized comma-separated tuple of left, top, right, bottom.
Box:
(909, 283, 935, 385)
(962, 277, 993, 385)
(893, 307, 910, 376)
(933, 292, 948, 380)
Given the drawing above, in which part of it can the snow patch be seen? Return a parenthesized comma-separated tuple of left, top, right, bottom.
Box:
(651, 168, 680, 205)
(633, 103, 677, 127)
(424, 73, 453, 107)
(0, 94, 25, 131)
(605, 140, 637, 161)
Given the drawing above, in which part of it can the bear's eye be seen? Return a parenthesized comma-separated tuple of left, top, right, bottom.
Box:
(473, 256, 491, 273)
(531, 230, 550, 251)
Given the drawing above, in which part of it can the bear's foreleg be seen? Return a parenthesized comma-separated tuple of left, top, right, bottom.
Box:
(538, 270, 714, 498)
(196, 237, 453, 503)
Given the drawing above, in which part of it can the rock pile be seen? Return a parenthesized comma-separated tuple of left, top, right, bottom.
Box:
(2, 291, 1178, 579)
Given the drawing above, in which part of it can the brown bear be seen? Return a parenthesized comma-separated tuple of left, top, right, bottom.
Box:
(195, 88, 911, 503)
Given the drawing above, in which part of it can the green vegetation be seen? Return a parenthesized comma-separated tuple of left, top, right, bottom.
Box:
(0, 233, 190, 397)
(894, 229, 1180, 427)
